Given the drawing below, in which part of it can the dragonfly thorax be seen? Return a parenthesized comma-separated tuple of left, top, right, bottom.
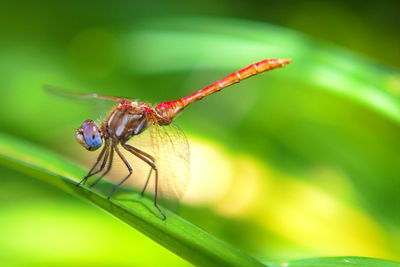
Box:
(105, 100, 152, 142)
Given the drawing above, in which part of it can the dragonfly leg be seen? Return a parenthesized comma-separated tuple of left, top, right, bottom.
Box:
(117, 144, 155, 196)
(90, 147, 114, 188)
(142, 168, 153, 196)
(122, 143, 166, 220)
(80, 141, 107, 184)
(107, 144, 133, 200)
(77, 139, 110, 186)
(153, 166, 166, 220)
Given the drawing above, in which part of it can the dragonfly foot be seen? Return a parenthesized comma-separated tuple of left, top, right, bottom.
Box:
(76, 178, 86, 187)
(155, 204, 166, 220)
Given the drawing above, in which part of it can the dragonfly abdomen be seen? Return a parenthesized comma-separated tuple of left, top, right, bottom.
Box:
(154, 58, 291, 123)
(181, 58, 291, 106)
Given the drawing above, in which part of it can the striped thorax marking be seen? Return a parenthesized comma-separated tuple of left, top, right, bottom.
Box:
(106, 100, 151, 141)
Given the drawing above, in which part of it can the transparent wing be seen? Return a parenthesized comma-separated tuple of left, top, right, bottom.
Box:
(44, 84, 128, 102)
(149, 122, 190, 199)
(45, 84, 132, 123)
(120, 121, 190, 200)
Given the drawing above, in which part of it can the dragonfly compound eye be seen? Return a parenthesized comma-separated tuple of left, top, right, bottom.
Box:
(76, 119, 103, 151)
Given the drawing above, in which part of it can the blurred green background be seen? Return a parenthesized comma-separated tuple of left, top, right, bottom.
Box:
(1, 0, 400, 266)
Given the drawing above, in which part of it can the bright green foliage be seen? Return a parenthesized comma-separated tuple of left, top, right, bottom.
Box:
(1, 2, 400, 266)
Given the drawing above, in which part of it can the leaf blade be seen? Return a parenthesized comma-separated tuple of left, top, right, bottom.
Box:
(0, 132, 265, 267)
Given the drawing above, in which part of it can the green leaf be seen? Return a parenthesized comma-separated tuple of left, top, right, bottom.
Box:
(0, 132, 264, 267)
(269, 256, 400, 267)
(2, 138, 399, 267)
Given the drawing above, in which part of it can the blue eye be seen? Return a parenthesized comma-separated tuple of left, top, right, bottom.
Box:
(76, 120, 103, 151)
(84, 131, 103, 150)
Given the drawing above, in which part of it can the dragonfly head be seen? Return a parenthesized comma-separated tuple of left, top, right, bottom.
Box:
(76, 120, 103, 151)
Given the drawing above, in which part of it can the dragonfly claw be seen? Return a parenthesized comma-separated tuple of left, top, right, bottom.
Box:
(76, 178, 86, 187)
(155, 204, 166, 220)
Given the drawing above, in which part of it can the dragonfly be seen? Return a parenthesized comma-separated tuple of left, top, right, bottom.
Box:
(49, 58, 291, 220)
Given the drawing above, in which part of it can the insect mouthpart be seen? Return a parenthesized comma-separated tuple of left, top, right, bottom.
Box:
(76, 119, 103, 151)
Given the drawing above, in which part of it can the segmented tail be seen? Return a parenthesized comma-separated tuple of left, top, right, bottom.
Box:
(155, 58, 292, 124)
